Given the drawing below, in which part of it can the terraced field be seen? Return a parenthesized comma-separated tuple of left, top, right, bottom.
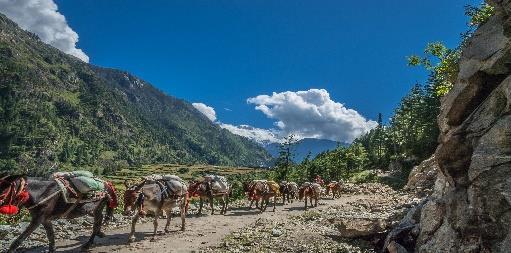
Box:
(104, 164, 268, 190)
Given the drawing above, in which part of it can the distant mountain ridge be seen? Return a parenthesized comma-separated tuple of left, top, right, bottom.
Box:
(0, 14, 272, 175)
(264, 138, 347, 163)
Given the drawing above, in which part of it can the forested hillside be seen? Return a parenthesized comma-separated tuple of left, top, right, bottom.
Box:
(0, 14, 272, 176)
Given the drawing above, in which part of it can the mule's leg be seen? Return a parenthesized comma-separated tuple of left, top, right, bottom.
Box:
(83, 202, 105, 250)
(218, 197, 224, 215)
(224, 194, 230, 214)
(209, 196, 215, 215)
(164, 210, 172, 233)
(8, 215, 44, 253)
(128, 213, 140, 243)
(304, 196, 308, 210)
(273, 196, 276, 212)
(198, 198, 204, 215)
(180, 198, 186, 231)
(315, 196, 318, 207)
(151, 209, 161, 242)
(261, 198, 268, 212)
(42, 221, 56, 253)
(223, 196, 227, 214)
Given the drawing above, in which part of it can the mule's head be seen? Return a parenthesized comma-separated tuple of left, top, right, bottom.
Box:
(243, 181, 251, 193)
(122, 180, 143, 216)
(188, 181, 202, 197)
(245, 181, 260, 200)
(279, 182, 288, 194)
(298, 187, 305, 200)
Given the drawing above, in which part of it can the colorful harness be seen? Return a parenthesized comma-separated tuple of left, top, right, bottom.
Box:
(0, 177, 30, 215)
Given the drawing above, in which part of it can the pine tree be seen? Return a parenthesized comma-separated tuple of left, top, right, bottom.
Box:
(274, 134, 296, 181)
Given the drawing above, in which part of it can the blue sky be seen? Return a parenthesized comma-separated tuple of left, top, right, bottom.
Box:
(0, 0, 481, 143)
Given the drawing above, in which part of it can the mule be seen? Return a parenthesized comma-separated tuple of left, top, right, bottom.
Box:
(299, 182, 321, 210)
(243, 180, 262, 209)
(188, 176, 230, 215)
(279, 181, 298, 204)
(123, 177, 188, 243)
(325, 181, 342, 199)
(0, 175, 117, 253)
(248, 180, 279, 212)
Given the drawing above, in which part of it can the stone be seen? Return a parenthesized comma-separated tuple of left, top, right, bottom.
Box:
(330, 216, 390, 238)
(387, 241, 409, 253)
(271, 228, 283, 237)
(404, 155, 439, 196)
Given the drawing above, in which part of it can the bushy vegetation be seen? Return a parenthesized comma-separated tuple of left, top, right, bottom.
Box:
(0, 14, 272, 176)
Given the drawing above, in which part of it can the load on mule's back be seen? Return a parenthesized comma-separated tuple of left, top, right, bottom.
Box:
(188, 174, 231, 215)
(1, 171, 118, 253)
(123, 174, 188, 243)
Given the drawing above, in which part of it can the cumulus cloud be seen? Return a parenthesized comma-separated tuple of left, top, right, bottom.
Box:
(0, 0, 89, 62)
(247, 89, 377, 143)
(192, 90, 376, 144)
(219, 124, 281, 144)
(192, 103, 217, 122)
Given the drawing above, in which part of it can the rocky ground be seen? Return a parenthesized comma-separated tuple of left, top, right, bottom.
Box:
(1, 183, 421, 252)
(204, 184, 419, 253)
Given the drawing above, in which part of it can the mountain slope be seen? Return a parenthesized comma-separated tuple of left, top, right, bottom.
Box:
(0, 14, 272, 175)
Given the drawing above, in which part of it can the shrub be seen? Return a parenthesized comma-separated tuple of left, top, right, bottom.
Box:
(349, 170, 378, 184)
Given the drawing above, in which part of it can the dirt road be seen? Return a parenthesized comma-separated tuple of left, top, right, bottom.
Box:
(24, 195, 370, 253)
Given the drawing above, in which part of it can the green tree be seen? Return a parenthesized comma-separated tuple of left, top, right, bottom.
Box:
(273, 134, 297, 181)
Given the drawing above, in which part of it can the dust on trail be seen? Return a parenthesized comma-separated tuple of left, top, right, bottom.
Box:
(24, 195, 370, 253)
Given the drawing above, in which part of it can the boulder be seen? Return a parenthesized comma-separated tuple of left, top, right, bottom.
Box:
(383, 200, 425, 252)
(330, 216, 391, 238)
(404, 155, 439, 196)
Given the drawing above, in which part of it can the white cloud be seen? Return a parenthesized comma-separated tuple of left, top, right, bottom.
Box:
(247, 89, 377, 143)
(192, 103, 217, 122)
(219, 124, 281, 144)
(0, 0, 89, 62)
(192, 90, 376, 145)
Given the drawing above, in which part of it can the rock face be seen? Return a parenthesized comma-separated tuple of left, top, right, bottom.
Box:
(404, 155, 439, 196)
(417, 1, 511, 252)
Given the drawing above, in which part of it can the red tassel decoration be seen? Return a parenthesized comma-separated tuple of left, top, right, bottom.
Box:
(0, 205, 19, 215)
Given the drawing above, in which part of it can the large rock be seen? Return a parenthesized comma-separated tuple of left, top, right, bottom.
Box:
(404, 155, 439, 196)
(416, 1, 511, 252)
(330, 216, 391, 238)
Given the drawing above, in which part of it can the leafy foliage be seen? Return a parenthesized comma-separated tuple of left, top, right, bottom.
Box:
(0, 14, 272, 176)
(407, 3, 495, 97)
(465, 3, 495, 27)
